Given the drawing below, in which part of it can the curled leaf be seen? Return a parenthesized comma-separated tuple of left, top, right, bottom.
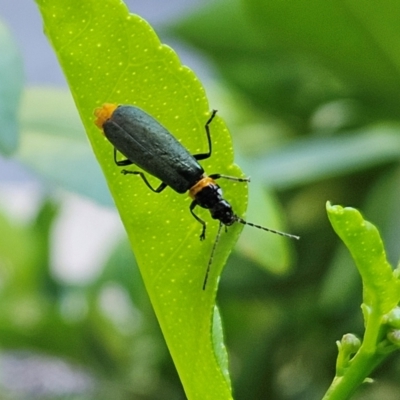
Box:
(327, 202, 400, 314)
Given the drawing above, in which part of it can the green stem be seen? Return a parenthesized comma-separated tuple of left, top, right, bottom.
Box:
(322, 350, 385, 400)
(323, 310, 387, 400)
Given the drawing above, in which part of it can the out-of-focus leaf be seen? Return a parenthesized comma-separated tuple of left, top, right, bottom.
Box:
(0, 203, 135, 375)
(256, 125, 400, 190)
(362, 166, 400, 267)
(168, 0, 348, 127)
(244, 0, 400, 119)
(17, 87, 112, 206)
(0, 209, 38, 295)
(236, 157, 296, 274)
(0, 18, 23, 155)
(319, 245, 361, 314)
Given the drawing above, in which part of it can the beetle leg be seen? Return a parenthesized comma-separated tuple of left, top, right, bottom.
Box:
(190, 201, 207, 240)
(114, 147, 134, 166)
(193, 110, 217, 161)
(121, 170, 167, 193)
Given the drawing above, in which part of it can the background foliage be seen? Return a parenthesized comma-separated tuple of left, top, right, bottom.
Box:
(1, 0, 400, 399)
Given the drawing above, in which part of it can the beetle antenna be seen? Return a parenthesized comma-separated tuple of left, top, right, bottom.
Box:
(203, 222, 224, 290)
(235, 216, 300, 240)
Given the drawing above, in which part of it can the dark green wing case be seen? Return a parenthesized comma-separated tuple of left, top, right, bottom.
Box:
(104, 106, 204, 193)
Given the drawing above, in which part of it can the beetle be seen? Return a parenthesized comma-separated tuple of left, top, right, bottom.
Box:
(94, 103, 299, 289)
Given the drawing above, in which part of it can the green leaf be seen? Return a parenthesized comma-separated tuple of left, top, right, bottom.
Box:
(35, 0, 246, 398)
(212, 306, 231, 386)
(0, 18, 24, 155)
(323, 203, 400, 400)
(326, 202, 400, 314)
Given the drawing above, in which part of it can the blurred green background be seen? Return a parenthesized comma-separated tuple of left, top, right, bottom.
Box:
(1, 0, 400, 399)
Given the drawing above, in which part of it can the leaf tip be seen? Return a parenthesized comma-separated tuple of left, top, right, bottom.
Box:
(326, 201, 343, 215)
